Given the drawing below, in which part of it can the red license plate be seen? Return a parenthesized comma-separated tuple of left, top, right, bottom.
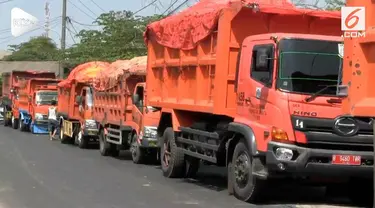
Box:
(332, 155, 361, 166)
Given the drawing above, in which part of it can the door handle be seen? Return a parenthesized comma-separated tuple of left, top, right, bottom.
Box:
(245, 97, 251, 105)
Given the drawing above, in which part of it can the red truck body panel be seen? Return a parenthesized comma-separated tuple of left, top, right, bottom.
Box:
(94, 74, 145, 129)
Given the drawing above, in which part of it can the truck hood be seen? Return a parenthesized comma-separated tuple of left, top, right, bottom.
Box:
(288, 94, 342, 119)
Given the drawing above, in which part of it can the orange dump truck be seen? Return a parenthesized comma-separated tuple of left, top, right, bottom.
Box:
(12, 78, 59, 133)
(143, 0, 367, 203)
(93, 57, 161, 163)
(57, 62, 109, 148)
(1, 71, 56, 128)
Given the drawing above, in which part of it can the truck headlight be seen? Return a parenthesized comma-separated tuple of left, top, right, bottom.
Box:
(35, 113, 44, 120)
(143, 126, 157, 138)
(84, 119, 97, 129)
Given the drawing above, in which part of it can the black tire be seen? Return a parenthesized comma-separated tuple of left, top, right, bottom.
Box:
(230, 140, 265, 203)
(131, 134, 145, 164)
(99, 130, 111, 156)
(160, 127, 185, 178)
(76, 132, 88, 149)
(185, 157, 200, 178)
(12, 116, 18, 129)
(19, 118, 25, 132)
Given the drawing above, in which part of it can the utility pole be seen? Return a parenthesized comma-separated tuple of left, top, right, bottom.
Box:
(44, 0, 50, 38)
(60, 0, 67, 78)
(61, 0, 67, 51)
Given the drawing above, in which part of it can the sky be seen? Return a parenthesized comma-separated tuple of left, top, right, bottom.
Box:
(0, 0, 196, 50)
(0, 0, 328, 51)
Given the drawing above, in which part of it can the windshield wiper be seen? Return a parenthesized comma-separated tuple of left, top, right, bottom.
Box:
(304, 85, 337, 102)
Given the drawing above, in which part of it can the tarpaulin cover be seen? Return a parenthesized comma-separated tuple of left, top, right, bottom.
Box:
(94, 56, 147, 91)
(58, 61, 110, 88)
(144, 0, 341, 50)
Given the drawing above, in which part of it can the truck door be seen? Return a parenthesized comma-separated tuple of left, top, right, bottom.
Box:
(236, 40, 276, 139)
(132, 85, 144, 132)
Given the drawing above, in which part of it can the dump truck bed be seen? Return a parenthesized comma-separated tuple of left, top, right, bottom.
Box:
(146, 2, 341, 117)
(2, 71, 56, 99)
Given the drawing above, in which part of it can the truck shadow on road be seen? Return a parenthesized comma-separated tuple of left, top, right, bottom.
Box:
(180, 165, 362, 207)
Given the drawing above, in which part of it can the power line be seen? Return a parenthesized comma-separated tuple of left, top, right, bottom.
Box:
(161, 0, 179, 15)
(0, 21, 60, 45)
(66, 26, 77, 44)
(133, 0, 157, 15)
(0, 16, 61, 35)
(77, 0, 98, 17)
(89, 0, 105, 13)
(67, 0, 96, 20)
(166, 0, 189, 16)
(69, 18, 98, 27)
(0, 0, 13, 4)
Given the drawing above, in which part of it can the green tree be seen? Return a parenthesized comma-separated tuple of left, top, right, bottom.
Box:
(2, 36, 60, 61)
(65, 11, 164, 65)
(325, 0, 344, 10)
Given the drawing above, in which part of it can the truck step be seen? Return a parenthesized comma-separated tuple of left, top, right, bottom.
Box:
(180, 148, 217, 163)
(179, 127, 219, 139)
(106, 127, 122, 145)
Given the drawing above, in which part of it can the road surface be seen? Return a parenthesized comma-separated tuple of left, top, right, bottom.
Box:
(0, 125, 364, 208)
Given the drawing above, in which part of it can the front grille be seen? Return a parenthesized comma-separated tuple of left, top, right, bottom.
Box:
(291, 116, 373, 152)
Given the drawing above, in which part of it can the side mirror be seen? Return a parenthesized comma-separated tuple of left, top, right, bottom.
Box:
(10, 89, 15, 94)
(255, 48, 271, 70)
(132, 94, 140, 104)
(75, 95, 82, 104)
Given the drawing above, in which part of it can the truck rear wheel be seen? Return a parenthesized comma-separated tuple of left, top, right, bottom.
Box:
(99, 130, 111, 156)
(160, 127, 185, 178)
(60, 124, 70, 144)
(230, 140, 265, 203)
(11, 116, 18, 129)
(76, 131, 88, 149)
(19, 118, 25, 132)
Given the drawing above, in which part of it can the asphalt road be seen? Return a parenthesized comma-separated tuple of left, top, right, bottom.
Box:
(0, 125, 365, 208)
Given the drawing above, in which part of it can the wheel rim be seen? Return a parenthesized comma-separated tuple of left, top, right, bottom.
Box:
(234, 151, 251, 189)
(11, 116, 14, 125)
(99, 134, 105, 152)
(77, 131, 82, 144)
(60, 127, 63, 140)
(131, 141, 138, 159)
(163, 140, 171, 167)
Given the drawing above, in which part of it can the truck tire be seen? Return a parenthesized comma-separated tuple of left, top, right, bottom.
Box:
(19, 118, 25, 132)
(230, 140, 265, 203)
(131, 134, 145, 164)
(99, 130, 111, 156)
(11, 116, 18, 129)
(76, 131, 88, 149)
(160, 127, 185, 178)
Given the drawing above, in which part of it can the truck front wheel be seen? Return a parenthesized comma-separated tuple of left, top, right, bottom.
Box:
(131, 134, 145, 164)
(76, 131, 88, 149)
(11, 116, 18, 129)
(160, 127, 185, 178)
(230, 140, 265, 203)
(19, 118, 25, 132)
(99, 130, 111, 156)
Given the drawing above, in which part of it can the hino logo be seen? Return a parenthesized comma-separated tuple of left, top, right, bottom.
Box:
(333, 117, 359, 136)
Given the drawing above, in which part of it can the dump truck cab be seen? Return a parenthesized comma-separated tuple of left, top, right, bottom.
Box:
(17, 79, 59, 133)
(132, 82, 160, 151)
(59, 82, 99, 147)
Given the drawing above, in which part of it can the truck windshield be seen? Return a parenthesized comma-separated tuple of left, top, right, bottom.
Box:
(35, 91, 58, 105)
(277, 39, 342, 96)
